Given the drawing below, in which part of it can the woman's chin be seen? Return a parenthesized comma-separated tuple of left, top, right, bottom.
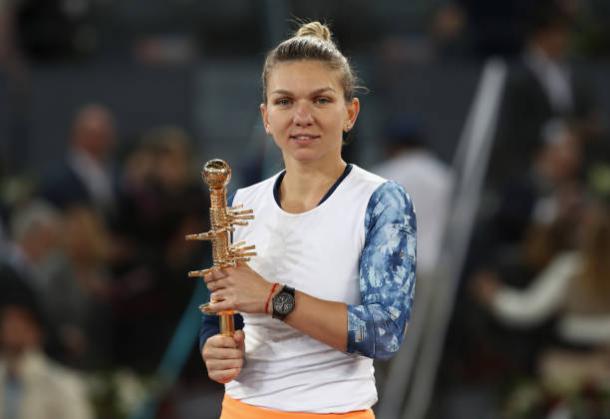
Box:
(284, 149, 323, 163)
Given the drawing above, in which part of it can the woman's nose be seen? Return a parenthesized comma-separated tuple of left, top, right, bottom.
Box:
(293, 102, 314, 126)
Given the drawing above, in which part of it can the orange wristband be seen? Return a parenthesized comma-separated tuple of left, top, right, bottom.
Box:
(265, 283, 279, 314)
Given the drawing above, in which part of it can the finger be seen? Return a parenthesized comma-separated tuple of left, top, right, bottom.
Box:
(206, 357, 244, 371)
(204, 268, 227, 284)
(205, 299, 233, 314)
(234, 260, 250, 269)
(208, 368, 242, 385)
(204, 346, 243, 361)
(206, 334, 238, 349)
(203, 271, 214, 284)
(233, 330, 245, 345)
(209, 367, 241, 384)
(208, 289, 234, 306)
(213, 267, 228, 280)
(209, 290, 226, 304)
(207, 278, 227, 293)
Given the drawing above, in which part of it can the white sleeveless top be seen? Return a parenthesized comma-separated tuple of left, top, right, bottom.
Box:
(225, 165, 386, 413)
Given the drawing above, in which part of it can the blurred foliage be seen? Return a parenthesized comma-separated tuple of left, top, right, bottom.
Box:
(87, 369, 152, 419)
(504, 378, 610, 419)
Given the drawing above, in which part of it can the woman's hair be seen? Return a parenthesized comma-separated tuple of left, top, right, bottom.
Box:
(566, 200, 610, 314)
(580, 201, 610, 293)
(261, 21, 362, 102)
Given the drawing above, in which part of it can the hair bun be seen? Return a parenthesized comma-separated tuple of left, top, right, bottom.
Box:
(295, 21, 331, 42)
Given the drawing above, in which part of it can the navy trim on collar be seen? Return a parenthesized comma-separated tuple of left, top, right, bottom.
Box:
(273, 164, 353, 207)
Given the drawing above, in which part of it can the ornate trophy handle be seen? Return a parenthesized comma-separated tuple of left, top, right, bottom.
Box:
(185, 159, 256, 337)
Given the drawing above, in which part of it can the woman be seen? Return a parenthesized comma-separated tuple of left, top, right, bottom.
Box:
(200, 21, 417, 418)
(473, 195, 610, 387)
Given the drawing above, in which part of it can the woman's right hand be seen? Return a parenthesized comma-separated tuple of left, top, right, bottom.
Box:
(201, 330, 245, 384)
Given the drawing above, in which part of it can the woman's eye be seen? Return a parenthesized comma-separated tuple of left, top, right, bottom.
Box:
(275, 98, 292, 106)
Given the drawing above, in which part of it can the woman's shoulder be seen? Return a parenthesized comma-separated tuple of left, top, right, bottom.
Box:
(350, 164, 387, 186)
(350, 165, 412, 202)
(360, 177, 416, 237)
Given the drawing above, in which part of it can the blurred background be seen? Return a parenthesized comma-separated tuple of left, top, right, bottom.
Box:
(1, 0, 610, 418)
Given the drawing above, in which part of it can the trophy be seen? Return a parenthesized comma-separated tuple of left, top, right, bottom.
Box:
(186, 159, 256, 336)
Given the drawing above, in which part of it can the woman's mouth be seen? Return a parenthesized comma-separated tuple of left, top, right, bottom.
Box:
(289, 134, 320, 144)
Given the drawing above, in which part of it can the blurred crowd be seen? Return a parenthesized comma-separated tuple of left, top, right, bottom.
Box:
(1, 0, 610, 419)
(373, 1, 610, 418)
(0, 103, 215, 417)
(433, 2, 610, 418)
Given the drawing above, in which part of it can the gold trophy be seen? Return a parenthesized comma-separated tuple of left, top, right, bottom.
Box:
(186, 159, 256, 336)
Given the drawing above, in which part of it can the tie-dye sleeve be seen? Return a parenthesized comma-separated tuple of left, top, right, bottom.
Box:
(347, 181, 417, 360)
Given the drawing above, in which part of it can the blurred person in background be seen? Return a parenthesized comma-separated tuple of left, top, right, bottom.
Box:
(41, 103, 118, 221)
(147, 126, 210, 280)
(437, 120, 586, 419)
(0, 296, 93, 419)
(472, 191, 610, 411)
(114, 126, 209, 275)
(489, 0, 601, 188)
(371, 116, 452, 394)
(475, 119, 584, 274)
(478, 119, 584, 342)
(1, 197, 116, 413)
(43, 205, 114, 370)
(1, 199, 113, 369)
(0, 200, 65, 361)
(373, 115, 453, 279)
(112, 126, 209, 372)
(1, 200, 62, 295)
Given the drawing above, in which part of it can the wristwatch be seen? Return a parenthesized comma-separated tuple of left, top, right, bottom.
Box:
(272, 285, 295, 320)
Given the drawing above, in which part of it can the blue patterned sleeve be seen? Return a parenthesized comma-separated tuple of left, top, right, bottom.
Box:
(347, 181, 417, 360)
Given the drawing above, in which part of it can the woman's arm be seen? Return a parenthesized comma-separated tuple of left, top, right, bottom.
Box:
(475, 253, 579, 327)
(347, 181, 417, 359)
(204, 264, 350, 351)
(205, 181, 417, 358)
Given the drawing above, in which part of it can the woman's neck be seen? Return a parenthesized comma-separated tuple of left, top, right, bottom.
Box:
(280, 158, 347, 213)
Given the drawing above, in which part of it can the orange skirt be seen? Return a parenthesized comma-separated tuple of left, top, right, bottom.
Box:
(220, 394, 375, 419)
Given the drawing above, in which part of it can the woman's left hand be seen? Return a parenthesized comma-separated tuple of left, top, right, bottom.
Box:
(204, 262, 273, 314)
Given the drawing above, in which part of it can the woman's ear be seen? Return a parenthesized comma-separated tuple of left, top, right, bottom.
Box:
(345, 98, 360, 132)
(260, 103, 270, 134)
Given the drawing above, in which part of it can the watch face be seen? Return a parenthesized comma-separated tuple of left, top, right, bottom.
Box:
(274, 292, 295, 315)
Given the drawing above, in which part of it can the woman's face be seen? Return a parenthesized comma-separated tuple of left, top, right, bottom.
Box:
(261, 60, 359, 166)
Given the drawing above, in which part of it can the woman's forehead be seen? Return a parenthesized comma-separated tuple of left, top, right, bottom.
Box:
(267, 60, 343, 93)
